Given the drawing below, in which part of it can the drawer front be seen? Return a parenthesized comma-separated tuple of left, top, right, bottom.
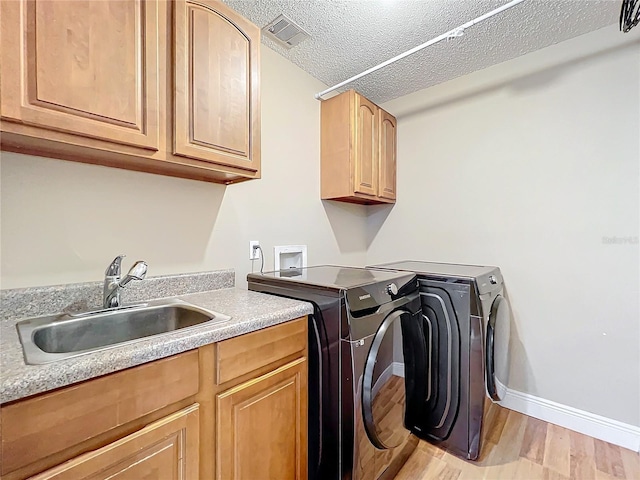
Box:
(1, 350, 199, 476)
(216, 317, 307, 384)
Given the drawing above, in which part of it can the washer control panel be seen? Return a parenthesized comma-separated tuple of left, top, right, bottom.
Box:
(345, 274, 418, 314)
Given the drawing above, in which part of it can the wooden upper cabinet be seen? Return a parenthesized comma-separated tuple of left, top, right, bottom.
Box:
(321, 90, 396, 205)
(174, 0, 260, 174)
(0, 0, 261, 184)
(0, 0, 159, 150)
(30, 405, 200, 480)
(378, 110, 397, 201)
(354, 95, 379, 197)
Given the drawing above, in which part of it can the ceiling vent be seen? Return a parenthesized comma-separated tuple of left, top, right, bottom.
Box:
(262, 14, 310, 49)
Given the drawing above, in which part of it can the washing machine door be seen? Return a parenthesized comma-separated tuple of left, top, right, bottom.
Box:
(362, 309, 425, 449)
(486, 294, 511, 401)
(413, 285, 461, 441)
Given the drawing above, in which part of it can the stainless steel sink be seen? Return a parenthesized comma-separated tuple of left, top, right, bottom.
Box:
(16, 299, 231, 364)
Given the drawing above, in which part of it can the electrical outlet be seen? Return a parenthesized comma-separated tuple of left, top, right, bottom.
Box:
(249, 241, 261, 260)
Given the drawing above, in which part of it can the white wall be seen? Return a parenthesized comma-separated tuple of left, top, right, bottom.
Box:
(369, 26, 640, 426)
(0, 47, 369, 290)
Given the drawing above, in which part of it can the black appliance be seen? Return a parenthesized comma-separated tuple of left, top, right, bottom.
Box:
(369, 261, 512, 460)
(248, 266, 424, 480)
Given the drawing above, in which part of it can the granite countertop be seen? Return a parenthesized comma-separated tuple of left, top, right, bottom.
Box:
(0, 279, 313, 404)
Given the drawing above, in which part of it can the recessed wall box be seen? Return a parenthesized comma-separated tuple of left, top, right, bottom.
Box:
(274, 245, 307, 271)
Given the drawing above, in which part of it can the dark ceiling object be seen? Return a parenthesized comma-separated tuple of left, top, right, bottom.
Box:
(620, 0, 640, 32)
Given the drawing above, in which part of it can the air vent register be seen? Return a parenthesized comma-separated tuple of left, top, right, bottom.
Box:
(262, 14, 310, 49)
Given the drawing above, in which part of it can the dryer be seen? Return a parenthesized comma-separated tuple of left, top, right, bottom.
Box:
(369, 261, 511, 460)
(248, 266, 425, 479)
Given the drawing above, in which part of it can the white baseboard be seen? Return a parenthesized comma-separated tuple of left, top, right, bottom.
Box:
(371, 364, 394, 399)
(497, 380, 640, 452)
(371, 362, 405, 398)
(369, 365, 639, 451)
(392, 361, 405, 378)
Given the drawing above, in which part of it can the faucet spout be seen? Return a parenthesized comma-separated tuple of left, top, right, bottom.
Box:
(103, 256, 148, 308)
(119, 261, 148, 288)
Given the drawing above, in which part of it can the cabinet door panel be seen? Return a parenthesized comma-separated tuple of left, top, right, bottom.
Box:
(378, 110, 397, 200)
(174, 0, 260, 173)
(353, 94, 378, 197)
(0, 0, 159, 150)
(30, 405, 199, 480)
(217, 358, 307, 480)
(191, 8, 248, 155)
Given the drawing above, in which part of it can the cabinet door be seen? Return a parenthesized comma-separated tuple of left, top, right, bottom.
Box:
(0, 0, 159, 150)
(378, 110, 397, 201)
(30, 405, 199, 480)
(353, 93, 379, 197)
(174, 0, 260, 173)
(217, 358, 307, 480)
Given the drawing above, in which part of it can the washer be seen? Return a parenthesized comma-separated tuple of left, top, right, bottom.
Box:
(248, 266, 424, 480)
(369, 261, 511, 460)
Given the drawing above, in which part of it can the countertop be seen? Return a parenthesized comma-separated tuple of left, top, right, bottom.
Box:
(0, 288, 313, 404)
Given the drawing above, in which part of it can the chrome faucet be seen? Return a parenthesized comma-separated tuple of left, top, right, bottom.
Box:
(103, 255, 148, 308)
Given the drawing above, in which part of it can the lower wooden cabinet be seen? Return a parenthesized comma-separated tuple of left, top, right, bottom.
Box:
(30, 405, 200, 480)
(217, 358, 308, 480)
(0, 317, 308, 480)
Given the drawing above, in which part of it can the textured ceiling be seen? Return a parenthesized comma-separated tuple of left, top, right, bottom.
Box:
(223, 0, 620, 103)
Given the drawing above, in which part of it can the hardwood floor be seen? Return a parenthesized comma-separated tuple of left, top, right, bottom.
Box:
(394, 408, 640, 480)
(374, 375, 407, 447)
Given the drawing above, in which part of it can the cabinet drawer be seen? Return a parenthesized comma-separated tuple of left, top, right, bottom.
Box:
(216, 317, 307, 384)
(1, 351, 199, 476)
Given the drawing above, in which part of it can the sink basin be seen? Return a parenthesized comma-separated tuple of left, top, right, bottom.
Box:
(16, 299, 231, 364)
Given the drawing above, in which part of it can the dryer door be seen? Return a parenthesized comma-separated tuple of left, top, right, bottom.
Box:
(362, 309, 425, 449)
(409, 284, 461, 442)
(486, 294, 511, 401)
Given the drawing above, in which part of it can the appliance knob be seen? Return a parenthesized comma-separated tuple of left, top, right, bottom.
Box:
(489, 275, 497, 285)
(386, 283, 398, 296)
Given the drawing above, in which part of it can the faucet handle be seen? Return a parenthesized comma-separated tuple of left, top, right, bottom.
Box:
(105, 254, 126, 276)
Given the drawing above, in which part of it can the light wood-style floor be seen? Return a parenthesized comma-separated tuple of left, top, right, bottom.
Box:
(394, 407, 640, 480)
